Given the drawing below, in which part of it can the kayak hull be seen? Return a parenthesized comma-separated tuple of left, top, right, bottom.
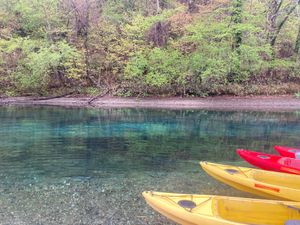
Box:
(237, 149, 300, 175)
(142, 191, 300, 225)
(274, 145, 300, 158)
(200, 161, 300, 201)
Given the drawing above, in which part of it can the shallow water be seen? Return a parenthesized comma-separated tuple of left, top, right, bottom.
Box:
(1, 106, 300, 224)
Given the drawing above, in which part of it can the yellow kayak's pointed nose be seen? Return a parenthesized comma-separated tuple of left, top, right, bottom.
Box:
(200, 161, 207, 166)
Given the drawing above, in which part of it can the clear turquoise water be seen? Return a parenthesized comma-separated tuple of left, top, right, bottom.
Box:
(1, 106, 300, 224)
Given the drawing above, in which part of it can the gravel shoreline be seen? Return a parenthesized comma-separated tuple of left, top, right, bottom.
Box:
(1, 95, 300, 111)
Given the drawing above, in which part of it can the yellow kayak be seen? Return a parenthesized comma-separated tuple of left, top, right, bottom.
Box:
(200, 161, 300, 201)
(143, 191, 300, 225)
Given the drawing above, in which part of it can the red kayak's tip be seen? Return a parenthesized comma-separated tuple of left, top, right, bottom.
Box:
(236, 149, 247, 153)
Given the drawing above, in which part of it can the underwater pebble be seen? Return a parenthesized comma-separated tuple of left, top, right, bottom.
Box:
(0, 172, 252, 225)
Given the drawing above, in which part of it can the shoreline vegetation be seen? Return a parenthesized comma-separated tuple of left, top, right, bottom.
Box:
(0, 0, 299, 98)
(2, 95, 300, 111)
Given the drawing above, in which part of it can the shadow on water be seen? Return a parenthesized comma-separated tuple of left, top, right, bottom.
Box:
(1, 106, 300, 224)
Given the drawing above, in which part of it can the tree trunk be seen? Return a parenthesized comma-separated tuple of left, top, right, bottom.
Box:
(270, 1, 299, 46)
(266, 0, 282, 45)
(187, 0, 198, 13)
(42, 4, 53, 42)
(156, 0, 161, 14)
(84, 0, 91, 85)
(295, 24, 300, 54)
(232, 0, 243, 50)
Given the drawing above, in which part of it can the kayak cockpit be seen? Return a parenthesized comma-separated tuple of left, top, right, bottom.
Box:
(215, 197, 300, 225)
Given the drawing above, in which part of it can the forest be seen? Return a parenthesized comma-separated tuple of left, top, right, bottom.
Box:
(0, 0, 299, 97)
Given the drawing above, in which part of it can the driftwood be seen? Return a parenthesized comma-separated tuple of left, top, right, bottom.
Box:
(88, 84, 120, 105)
(33, 90, 77, 101)
(87, 89, 109, 105)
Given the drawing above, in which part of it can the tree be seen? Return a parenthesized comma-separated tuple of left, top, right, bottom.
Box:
(232, 0, 243, 50)
(267, 0, 300, 47)
(295, 24, 300, 53)
(156, 0, 161, 13)
(0, 0, 299, 97)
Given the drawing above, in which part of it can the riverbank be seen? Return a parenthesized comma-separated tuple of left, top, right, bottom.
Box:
(1, 95, 300, 111)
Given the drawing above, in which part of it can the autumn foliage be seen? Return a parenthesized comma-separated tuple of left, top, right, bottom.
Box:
(0, 0, 299, 97)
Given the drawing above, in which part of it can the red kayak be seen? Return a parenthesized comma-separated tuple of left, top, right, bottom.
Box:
(274, 145, 300, 158)
(237, 149, 300, 175)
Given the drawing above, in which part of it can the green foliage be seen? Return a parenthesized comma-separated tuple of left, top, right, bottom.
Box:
(183, 9, 273, 85)
(85, 87, 100, 96)
(295, 92, 300, 98)
(125, 48, 188, 94)
(13, 0, 62, 38)
(124, 7, 182, 43)
(125, 51, 148, 80)
(0, 0, 299, 96)
(4, 90, 17, 97)
(0, 38, 83, 93)
(0, 37, 22, 53)
(102, 0, 178, 22)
